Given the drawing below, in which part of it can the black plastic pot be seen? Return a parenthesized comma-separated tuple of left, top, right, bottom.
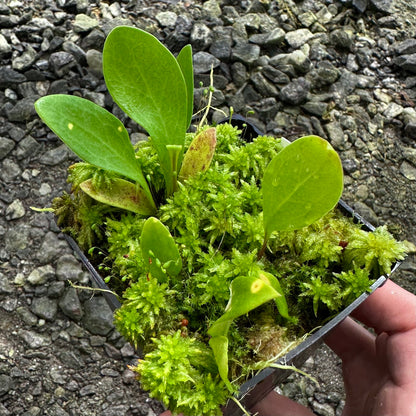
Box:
(62, 116, 401, 415)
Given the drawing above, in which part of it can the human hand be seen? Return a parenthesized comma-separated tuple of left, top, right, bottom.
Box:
(253, 279, 416, 416)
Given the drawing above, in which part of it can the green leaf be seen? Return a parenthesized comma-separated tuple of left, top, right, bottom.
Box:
(208, 272, 285, 388)
(34, 95, 154, 205)
(141, 217, 182, 282)
(263, 135, 343, 237)
(259, 271, 290, 320)
(103, 26, 188, 194)
(79, 178, 156, 215)
(177, 44, 194, 129)
(208, 335, 233, 392)
(179, 128, 217, 180)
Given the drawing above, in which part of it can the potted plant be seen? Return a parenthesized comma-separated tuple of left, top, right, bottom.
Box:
(34, 26, 413, 416)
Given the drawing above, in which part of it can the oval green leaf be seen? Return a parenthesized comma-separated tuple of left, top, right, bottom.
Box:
(179, 128, 217, 180)
(140, 217, 182, 282)
(103, 26, 188, 193)
(79, 178, 156, 215)
(177, 44, 194, 129)
(263, 135, 343, 237)
(35, 94, 153, 205)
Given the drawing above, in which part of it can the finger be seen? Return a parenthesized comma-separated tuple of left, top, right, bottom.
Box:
(324, 316, 375, 361)
(351, 280, 416, 334)
(251, 390, 315, 416)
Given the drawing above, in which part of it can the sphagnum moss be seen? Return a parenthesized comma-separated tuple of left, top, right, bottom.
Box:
(53, 122, 411, 416)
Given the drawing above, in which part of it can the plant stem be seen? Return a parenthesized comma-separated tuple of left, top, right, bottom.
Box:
(257, 233, 269, 261)
(198, 65, 214, 130)
(166, 145, 183, 194)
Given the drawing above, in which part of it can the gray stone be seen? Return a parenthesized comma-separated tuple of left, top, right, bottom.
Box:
(62, 41, 86, 64)
(0, 272, 13, 294)
(39, 144, 73, 166)
(156, 11, 177, 28)
(400, 161, 416, 181)
(56, 254, 84, 282)
(73, 13, 99, 33)
(202, 0, 222, 18)
(330, 29, 354, 51)
(404, 122, 416, 139)
(45, 404, 69, 416)
(0, 403, 11, 416)
(309, 61, 340, 87)
(16, 307, 38, 326)
(47, 281, 66, 298)
(190, 22, 213, 51)
(12, 45, 37, 71)
(370, 0, 393, 13)
(82, 297, 114, 336)
(49, 52, 76, 77)
(237, 13, 261, 30)
(30, 296, 58, 321)
(59, 349, 85, 369)
(343, 158, 359, 174)
(312, 401, 335, 416)
(325, 122, 346, 149)
(250, 72, 279, 96)
(0, 34, 11, 56)
(383, 102, 403, 120)
(286, 50, 311, 74)
(0, 159, 22, 182)
(6, 96, 39, 122)
(263, 28, 286, 45)
(0, 67, 26, 86)
(102, 405, 130, 416)
(298, 11, 317, 27)
(79, 384, 96, 396)
(279, 77, 310, 106)
(192, 51, 220, 74)
(27, 265, 55, 285)
(395, 54, 416, 73)
(5, 224, 30, 252)
(232, 43, 260, 66)
(5, 199, 25, 220)
(249, 28, 285, 46)
(36, 232, 68, 264)
(84, 91, 105, 107)
(1, 298, 17, 312)
(353, 201, 379, 225)
(353, 0, 369, 12)
(122, 368, 136, 385)
(209, 38, 232, 60)
(395, 39, 416, 55)
(231, 62, 247, 87)
(301, 101, 328, 117)
(59, 288, 83, 321)
(86, 49, 103, 77)
(0, 374, 13, 397)
(262, 65, 290, 84)
(285, 29, 315, 49)
(0, 137, 15, 159)
(19, 330, 51, 348)
(15, 136, 40, 160)
(49, 365, 67, 385)
(120, 342, 135, 358)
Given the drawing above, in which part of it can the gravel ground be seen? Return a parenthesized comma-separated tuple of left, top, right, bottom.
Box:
(1, 0, 416, 415)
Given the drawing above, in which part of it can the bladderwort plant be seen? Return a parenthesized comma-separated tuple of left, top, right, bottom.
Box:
(34, 27, 413, 416)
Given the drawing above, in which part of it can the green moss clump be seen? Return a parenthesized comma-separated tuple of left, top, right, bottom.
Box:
(57, 123, 412, 416)
(137, 331, 231, 416)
